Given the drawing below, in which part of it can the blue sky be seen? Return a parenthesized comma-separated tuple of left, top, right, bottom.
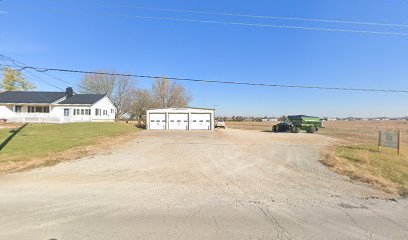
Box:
(0, 0, 407, 117)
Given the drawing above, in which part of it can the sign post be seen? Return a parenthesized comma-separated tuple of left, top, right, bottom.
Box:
(397, 130, 402, 156)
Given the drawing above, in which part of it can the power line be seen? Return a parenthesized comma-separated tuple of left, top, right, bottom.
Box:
(0, 66, 63, 103)
(5, 64, 408, 94)
(0, 53, 100, 95)
(0, 55, 64, 91)
(24, 74, 63, 91)
(9, 4, 408, 36)
(0, 53, 74, 88)
(96, 4, 408, 29)
(101, 13, 408, 36)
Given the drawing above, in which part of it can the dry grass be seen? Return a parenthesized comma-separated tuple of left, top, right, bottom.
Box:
(321, 144, 408, 195)
(318, 121, 408, 196)
(226, 120, 408, 196)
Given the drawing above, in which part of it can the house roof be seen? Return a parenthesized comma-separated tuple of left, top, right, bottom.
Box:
(0, 91, 107, 105)
(57, 94, 106, 105)
(0, 91, 66, 104)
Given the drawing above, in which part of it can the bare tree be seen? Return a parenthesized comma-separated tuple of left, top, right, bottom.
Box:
(79, 70, 135, 119)
(127, 89, 155, 126)
(151, 77, 192, 108)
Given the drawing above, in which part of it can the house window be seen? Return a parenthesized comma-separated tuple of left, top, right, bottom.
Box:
(14, 106, 22, 113)
(81, 109, 84, 115)
(95, 109, 99, 116)
(85, 109, 90, 115)
(111, 109, 114, 114)
(27, 106, 49, 113)
(76, 109, 80, 115)
(64, 109, 70, 116)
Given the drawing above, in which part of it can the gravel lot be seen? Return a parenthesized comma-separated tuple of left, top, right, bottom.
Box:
(0, 129, 407, 240)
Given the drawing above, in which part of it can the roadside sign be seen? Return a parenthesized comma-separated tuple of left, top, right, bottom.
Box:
(378, 129, 402, 155)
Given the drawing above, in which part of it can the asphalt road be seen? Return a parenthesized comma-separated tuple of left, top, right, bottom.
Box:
(0, 129, 407, 240)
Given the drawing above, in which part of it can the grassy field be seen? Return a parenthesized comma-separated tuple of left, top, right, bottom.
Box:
(226, 120, 408, 195)
(0, 122, 137, 173)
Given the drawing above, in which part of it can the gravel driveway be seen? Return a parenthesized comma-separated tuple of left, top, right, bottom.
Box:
(0, 129, 407, 240)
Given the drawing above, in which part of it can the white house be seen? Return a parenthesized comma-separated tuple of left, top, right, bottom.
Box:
(0, 87, 116, 123)
(147, 108, 215, 130)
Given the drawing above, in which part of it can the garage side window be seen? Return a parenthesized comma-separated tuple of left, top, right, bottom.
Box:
(64, 109, 70, 116)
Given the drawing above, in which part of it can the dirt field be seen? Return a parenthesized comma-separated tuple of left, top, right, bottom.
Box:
(226, 120, 408, 144)
(0, 129, 407, 240)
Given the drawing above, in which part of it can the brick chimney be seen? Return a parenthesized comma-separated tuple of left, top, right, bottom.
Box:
(66, 87, 73, 97)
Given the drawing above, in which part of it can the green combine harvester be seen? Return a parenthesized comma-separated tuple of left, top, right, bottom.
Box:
(272, 115, 323, 134)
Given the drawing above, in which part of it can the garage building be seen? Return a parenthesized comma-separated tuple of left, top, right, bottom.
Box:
(147, 108, 215, 130)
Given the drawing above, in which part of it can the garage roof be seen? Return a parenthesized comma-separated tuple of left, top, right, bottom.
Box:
(148, 107, 215, 112)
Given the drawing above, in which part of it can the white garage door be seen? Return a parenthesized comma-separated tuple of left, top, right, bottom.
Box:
(168, 113, 189, 130)
(149, 113, 166, 130)
(191, 113, 211, 130)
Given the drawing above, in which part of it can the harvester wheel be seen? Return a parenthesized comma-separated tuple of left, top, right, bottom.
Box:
(307, 127, 317, 134)
(292, 127, 300, 133)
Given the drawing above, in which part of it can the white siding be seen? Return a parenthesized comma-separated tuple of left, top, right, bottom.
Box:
(0, 105, 15, 119)
(89, 97, 116, 122)
(0, 96, 116, 123)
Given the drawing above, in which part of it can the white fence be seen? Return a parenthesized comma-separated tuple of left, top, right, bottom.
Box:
(8, 116, 62, 124)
